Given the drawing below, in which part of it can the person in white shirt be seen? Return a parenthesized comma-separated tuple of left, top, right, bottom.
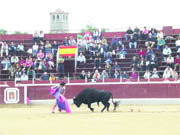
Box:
(32, 42, 39, 56)
(163, 45, 172, 61)
(163, 66, 173, 79)
(17, 43, 24, 56)
(175, 37, 180, 52)
(151, 68, 160, 79)
(77, 53, 86, 67)
(0, 41, 8, 57)
(143, 70, 151, 79)
(166, 55, 174, 69)
(11, 55, 19, 64)
(20, 72, 29, 81)
(156, 30, 164, 39)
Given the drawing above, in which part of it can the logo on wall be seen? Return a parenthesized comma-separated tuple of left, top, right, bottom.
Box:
(4, 88, 19, 104)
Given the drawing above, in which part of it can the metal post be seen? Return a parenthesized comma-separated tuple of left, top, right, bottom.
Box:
(68, 72, 70, 84)
(24, 86, 27, 105)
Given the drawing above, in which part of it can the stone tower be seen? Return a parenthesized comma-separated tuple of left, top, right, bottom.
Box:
(50, 9, 69, 33)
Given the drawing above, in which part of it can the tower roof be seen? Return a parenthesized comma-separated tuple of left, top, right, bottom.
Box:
(50, 9, 68, 14)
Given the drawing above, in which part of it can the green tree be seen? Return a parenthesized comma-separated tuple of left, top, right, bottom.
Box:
(13, 31, 22, 34)
(0, 29, 7, 35)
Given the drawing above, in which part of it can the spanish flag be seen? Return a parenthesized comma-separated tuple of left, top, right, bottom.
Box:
(59, 46, 77, 56)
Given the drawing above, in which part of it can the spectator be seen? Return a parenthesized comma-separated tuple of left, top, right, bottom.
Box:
(145, 58, 151, 70)
(46, 54, 54, 70)
(40, 72, 49, 80)
(52, 41, 59, 55)
(32, 42, 39, 56)
(94, 52, 101, 69)
(150, 54, 158, 71)
(100, 70, 109, 80)
(134, 26, 141, 39)
(151, 28, 157, 39)
(143, 70, 151, 79)
(174, 55, 180, 71)
(11, 55, 19, 65)
(151, 68, 160, 78)
(129, 35, 137, 49)
(145, 33, 155, 48)
(86, 71, 92, 81)
(171, 69, 178, 79)
(138, 56, 146, 71)
(138, 47, 146, 58)
(78, 44, 86, 54)
(92, 70, 101, 82)
(163, 66, 173, 79)
(125, 27, 133, 40)
(130, 68, 138, 79)
(39, 31, 44, 42)
(77, 36, 83, 47)
(156, 30, 164, 39)
(27, 63, 36, 79)
(17, 43, 24, 56)
(89, 43, 98, 59)
(141, 26, 149, 39)
(166, 55, 174, 69)
(131, 56, 138, 70)
(93, 29, 101, 40)
(58, 55, 65, 78)
(105, 62, 112, 77)
(77, 52, 86, 67)
(176, 37, 180, 52)
(39, 41, 45, 53)
(113, 69, 120, 79)
(157, 37, 166, 51)
(8, 64, 16, 79)
(145, 47, 154, 60)
(117, 44, 127, 59)
(62, 37, 69, 46)
(98, 44, 106, 58)
(45, 41, 52, 54)
(49, 73, 56, 81)
(0, 42, 8, 57)
(1, 57, 11, 70)
(105, 52, 112, 64)
(20, 72, 28, 81)
(15, 68, 22, 81)
(68, 36, 76, 46)
(111, 35, 118, 50)
(8, 42, 16, 55)
(112, 61, 121, 73)
(37, 50, 45, 60)
(80, 70, 86, 79)
(162, 45, 172, 62)
(121, 71, 129, 79)
(33, 31, 39, 43)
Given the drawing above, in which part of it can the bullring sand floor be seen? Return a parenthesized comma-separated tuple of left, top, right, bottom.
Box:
(0, 104, 180, 135)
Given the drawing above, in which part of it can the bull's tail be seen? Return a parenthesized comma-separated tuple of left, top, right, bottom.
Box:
(111, 94, 120, 111)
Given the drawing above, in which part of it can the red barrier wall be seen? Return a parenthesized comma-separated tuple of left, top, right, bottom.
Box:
(1, 81, 180, 104)
(0, 86, 24, 104)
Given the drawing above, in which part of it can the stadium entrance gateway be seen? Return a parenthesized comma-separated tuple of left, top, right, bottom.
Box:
(4, 88, 19, 104)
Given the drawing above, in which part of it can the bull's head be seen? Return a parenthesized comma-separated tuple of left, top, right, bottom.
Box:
(73, 97, 81, 108)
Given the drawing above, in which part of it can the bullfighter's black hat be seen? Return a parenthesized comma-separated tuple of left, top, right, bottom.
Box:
(60, 82, 66, 86)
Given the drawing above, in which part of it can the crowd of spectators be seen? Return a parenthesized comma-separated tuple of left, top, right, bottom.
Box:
(1, 27, 180, 82)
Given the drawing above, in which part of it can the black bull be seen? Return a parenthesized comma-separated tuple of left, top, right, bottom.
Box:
(73, 88, 119, 112)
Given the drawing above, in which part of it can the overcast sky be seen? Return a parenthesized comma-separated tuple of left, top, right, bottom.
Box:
(0, 0, 180, 33)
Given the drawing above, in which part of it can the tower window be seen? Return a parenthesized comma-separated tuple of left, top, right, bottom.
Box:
(53, 15, 55, 21)
(57, 15, 59, 20)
